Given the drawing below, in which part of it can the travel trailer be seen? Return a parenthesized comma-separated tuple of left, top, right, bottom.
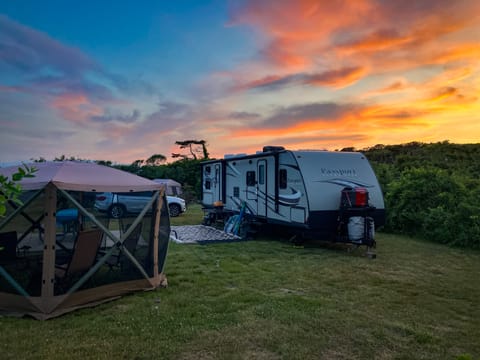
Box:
(201, 146, 385, 245)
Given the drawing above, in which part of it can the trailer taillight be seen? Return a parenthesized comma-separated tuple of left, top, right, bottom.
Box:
(340, 187, 369, 208)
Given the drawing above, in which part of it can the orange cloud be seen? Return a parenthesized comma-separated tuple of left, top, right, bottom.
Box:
(233, 66, 367, 92)
(304, 66, 367, 88)
(260, 38, 310, 70)
(229, 0, 480, 81)
(430, 43, 480, 65)
(365, 80, 410, 98)
(217, 98, 438, 150)
(50, 93, 103, 124)
(230, 0, 376, 70)
(233, 74, 285, 91)
(338, 28, 413, 53)
(427, 87, 459, 102)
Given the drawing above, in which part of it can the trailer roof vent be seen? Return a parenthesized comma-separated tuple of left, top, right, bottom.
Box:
(262, 146, 285, 153)
(224, 153, 247, 159)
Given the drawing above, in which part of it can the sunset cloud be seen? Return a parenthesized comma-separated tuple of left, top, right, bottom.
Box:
(302, 67, 366, 88)
(260, 102, 359, 128)
(0, 14, 157, 129)
(235, 66, 367, 92)
(91, 109, 141, 124)
(50, 93, 103, 124)
(377, 81, 409, 94)
(0, 2, 479, 163)
(228, 0, 480, 88)
(229, 111, 261, 120)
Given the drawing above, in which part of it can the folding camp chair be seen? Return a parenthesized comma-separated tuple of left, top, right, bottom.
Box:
(0, 231, 31, 269)
(55, 228, 103, 282)
(105, 222, 142, 271)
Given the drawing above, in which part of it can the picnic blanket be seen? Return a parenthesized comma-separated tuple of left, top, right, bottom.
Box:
(170, 225, 243, 244)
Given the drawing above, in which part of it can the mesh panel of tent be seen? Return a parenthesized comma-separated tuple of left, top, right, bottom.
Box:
(0, 167, 169, 320)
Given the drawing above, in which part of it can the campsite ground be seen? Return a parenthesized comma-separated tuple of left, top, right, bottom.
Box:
(1, 204, 479, 359)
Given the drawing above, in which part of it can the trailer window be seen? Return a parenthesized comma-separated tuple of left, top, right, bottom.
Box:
(233, 187, 240, 197)
(205, 180, 211, 190)
(205, 166, 211, 175)
(279, 169, 287, 189)
(258, 164, 265, 185)
(246, 171, 256, 186)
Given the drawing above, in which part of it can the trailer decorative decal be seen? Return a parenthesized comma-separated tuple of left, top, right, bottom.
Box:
(318, 178, 374, 188)
(278, 188, 302, 205)
(226, 162, 241, 176)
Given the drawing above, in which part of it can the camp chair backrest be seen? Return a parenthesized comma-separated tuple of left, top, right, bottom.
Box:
(0, 231, 17, 261)
(65, 229, 103, 276)
(106, 222, 142, 268)
(123, 222, 142, 254)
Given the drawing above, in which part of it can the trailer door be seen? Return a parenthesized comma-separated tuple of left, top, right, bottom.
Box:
(214, 164, 222, 202)
(257, 159, 267, 217)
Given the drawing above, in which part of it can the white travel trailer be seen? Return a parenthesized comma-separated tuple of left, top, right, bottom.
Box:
(201, 146, 385, 244)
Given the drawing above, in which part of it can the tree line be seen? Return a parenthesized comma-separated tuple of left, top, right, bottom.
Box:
(26, 140, 480, 249)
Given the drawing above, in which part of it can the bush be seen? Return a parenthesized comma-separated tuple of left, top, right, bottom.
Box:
(384, 167, 480, 248)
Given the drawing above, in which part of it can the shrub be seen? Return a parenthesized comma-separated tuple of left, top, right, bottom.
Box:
(384, 167, 480, 248)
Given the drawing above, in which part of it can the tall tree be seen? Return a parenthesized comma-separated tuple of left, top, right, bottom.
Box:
(145, 154, 167, 166)
(131, 159, 144, 168)
(172, 140, 209, 160)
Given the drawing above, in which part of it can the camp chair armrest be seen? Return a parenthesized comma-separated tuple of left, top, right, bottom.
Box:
(55, 264, 67, 270)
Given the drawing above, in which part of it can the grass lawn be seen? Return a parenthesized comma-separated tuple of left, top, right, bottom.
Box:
(1, 204, 479, 359)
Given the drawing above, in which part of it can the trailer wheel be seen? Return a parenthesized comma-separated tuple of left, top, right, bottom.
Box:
(202, 215, 212, 226)
(290, 234, 305, 247)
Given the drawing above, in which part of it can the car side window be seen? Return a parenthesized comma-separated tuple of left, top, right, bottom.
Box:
(117, 191, 152, 197)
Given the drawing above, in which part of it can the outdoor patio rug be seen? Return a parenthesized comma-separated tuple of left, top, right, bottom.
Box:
(170, 225, 243, 244)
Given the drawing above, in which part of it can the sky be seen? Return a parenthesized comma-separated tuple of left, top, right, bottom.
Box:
(0, 0, 479, 164)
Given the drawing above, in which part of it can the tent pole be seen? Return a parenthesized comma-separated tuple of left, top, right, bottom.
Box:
(0, 265, 29, 297)
(153, 192, 163, 282)
(41, 183, 57, 297)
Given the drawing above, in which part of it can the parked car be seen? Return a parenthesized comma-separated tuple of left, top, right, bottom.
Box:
(94, 192, 186, 218)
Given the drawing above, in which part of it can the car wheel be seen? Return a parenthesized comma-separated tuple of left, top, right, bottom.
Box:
(169, 203, 181, 217)
(109, 204, 125, 219)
